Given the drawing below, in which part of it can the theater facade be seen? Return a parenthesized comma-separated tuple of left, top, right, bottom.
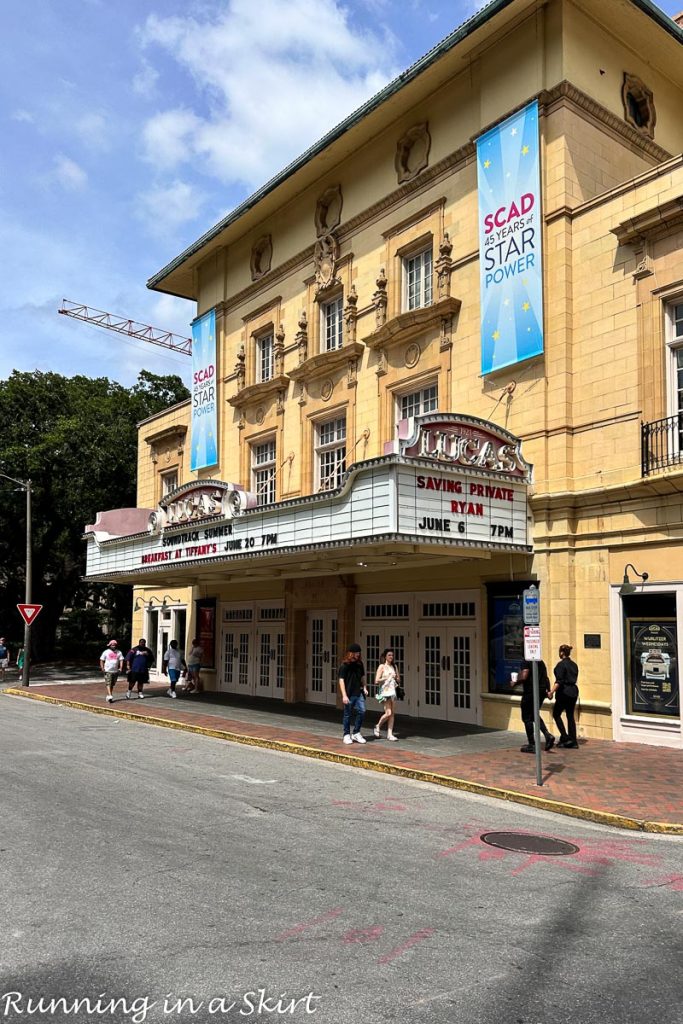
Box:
(85, 0, 683, 746)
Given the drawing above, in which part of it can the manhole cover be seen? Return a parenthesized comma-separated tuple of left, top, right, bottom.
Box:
(480, 832, 579, 856)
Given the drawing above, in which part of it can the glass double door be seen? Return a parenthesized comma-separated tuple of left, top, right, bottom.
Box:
(220, 624, 285, 699)
(306, 611, 338, 705)
(420, 626, 478, 723)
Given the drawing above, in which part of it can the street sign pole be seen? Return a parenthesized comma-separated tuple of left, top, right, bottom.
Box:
(532, 660, 542, 787)
(22, 479, 32, 687)
(523, 584, 543, 787)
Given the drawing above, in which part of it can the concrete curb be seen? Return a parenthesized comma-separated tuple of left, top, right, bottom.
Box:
(4, 688, 682, 836)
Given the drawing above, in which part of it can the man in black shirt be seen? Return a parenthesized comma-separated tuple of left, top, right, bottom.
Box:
(514, 660, 555, 753)
(338, 642, 367, 745)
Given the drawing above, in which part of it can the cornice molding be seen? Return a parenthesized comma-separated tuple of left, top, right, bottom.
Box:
(143, 424, 188, 446)
(363, 296, 461, 351)
(539, 80, 671, 165)
(227, 374, 289, 409)
(611, 197, 683, 245)
(287, 342, 364, 384)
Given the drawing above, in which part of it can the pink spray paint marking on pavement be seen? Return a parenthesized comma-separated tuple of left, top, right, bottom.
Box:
(342, 925, 385, 944)
(377, 928, 435, 964)
(276, 907, 344, 941)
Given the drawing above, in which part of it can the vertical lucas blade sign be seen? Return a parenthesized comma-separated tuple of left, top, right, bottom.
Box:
(477, 100, 544, 375)
(191, 308, 218, 472)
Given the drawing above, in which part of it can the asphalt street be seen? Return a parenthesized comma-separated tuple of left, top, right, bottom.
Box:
(1, 697, 682, 1024)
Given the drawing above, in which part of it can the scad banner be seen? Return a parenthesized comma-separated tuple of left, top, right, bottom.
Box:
(477, 100, 543, 375)
(190, 309, 218, 472)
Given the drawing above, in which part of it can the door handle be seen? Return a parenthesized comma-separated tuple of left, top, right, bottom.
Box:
(441, 656, 446, 671)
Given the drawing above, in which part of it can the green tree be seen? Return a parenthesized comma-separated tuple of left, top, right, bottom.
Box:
(0, 369, 189, 659)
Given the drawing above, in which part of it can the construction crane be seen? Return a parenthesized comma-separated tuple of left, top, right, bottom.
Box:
(58, 299, 192, 356)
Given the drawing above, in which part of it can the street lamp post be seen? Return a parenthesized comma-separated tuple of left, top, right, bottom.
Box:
(0, 472, 33, 687)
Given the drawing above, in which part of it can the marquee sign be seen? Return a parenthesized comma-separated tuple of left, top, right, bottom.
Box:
(396, 413, 532, 481)
(148, 482, 258, 535)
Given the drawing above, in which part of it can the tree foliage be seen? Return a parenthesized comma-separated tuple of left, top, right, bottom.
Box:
(0, 369, 189, 658)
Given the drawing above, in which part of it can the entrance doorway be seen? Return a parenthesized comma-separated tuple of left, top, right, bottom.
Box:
(219, 603, 285, 699)
(420, 626, 478, 723)
(306, 610, 338, 705)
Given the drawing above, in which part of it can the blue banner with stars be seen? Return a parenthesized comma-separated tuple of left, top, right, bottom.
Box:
(190, 308, 218, 472)
(477, 100, 543, 375)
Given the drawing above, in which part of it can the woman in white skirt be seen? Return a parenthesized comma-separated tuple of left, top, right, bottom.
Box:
(374, 649, 400, 741)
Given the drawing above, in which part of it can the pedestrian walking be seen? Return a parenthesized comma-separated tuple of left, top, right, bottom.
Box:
(513, 660, 555, 752)
(124, 638, 154, 699)
(185, 638, 203, 694)
(551, 644, 580, 748)
(373, 648, 400, 741)
(339, 642, 367, 745)
(99, 639, 124, 703)
(162, 639, 187, 698)
(16, 647, 25, 675)
(0, 637, 10, 682)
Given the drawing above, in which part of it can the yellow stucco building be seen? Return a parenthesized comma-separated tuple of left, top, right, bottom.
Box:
(85, 0, 683, 747)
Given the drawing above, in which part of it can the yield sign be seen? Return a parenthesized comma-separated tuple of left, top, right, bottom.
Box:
(17, 603, 43, 625)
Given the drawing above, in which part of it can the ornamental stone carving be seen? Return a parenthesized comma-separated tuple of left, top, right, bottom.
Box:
(295, 312, 309, 364)
(313, 233, 339, 292)
(321, 379, 334, 402)
(315, 185, 343, 237)
(621, 74, 656, 139)
(373, 268, 388, 329)
(435, 233, 453, 300)
(343, 285, 358, 345)
(274, 324, 285, 376)
(250, 235, 273, 281)
(234, 343, 246, 389)
(395, 123, 431, 184)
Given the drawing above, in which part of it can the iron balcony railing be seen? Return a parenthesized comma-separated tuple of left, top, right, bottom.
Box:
(642, 412, 683, 476)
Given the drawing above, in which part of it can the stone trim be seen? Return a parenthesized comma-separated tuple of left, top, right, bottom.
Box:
(611, 197, 683, 246)
(287, 341, 364, 385)
(227, 374, 290, 409)
(363, 296, 461, 350)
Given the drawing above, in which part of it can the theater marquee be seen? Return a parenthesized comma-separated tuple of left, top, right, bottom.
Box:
(84, 414, 533, 581)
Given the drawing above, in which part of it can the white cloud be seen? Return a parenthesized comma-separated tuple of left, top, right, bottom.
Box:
(11, 109, 34, 123)
(132, 58, 160, 98)
(138, 0, 399, 190)
(53, 154, 88, 191)
(136, 179, 205, 238)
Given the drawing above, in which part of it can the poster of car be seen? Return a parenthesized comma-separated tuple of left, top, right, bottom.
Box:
(626, 618, 679, 717)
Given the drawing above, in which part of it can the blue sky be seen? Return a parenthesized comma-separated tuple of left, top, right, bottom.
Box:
(1, 0, 680, 388)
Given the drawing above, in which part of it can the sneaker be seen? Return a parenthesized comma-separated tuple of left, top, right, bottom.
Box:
(169, 690, 177, 698)
(166, 688, 174, 698)
(352, 733, 366, 744)
(563, 740, 579, 748)
(343, 734, 353, 745)
(138, 692, 145, 699)
(373, 726, 381, 738)
(387, 733, 398, 742)
(557, 738, 570, 747)
(545, 735, 556, 752)
(126, 691, 132, 700)
(106, 695, 113, 703)
(520, 744, 536, 753)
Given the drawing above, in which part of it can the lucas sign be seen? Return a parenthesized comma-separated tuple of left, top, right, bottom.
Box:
(477, 100, 544, 375)
(190, 308, 218, 472)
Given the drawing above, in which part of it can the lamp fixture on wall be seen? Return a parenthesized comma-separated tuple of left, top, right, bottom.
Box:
(619, 564, 649, 596)
(134, 595, 169, 611)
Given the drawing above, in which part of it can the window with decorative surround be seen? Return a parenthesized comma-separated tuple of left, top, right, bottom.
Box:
(316, 416, 346, 491)
(251, 438, 276, 506)
(321, 294, 344, 352)
(398, 383, 438, 424)
(256, 330, 274, 383)
(667, 301, 683, 421)
(403, 248, 433, 311)
(161, 469, 178, 497)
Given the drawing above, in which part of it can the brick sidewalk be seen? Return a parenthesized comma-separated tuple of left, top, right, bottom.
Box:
(4, 681, 682, 832)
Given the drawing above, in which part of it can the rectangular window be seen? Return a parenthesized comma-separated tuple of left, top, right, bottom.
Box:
(252, 438, 276, 506)
(399, 383, 438, 423)
(670, 302, 683, 417)
(257, 331, 274, 383)
(404, 248, 433, 311)
(321, 295, 344, 352)
(161, 470, 178, 497)
(316, 416, 346, 491)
